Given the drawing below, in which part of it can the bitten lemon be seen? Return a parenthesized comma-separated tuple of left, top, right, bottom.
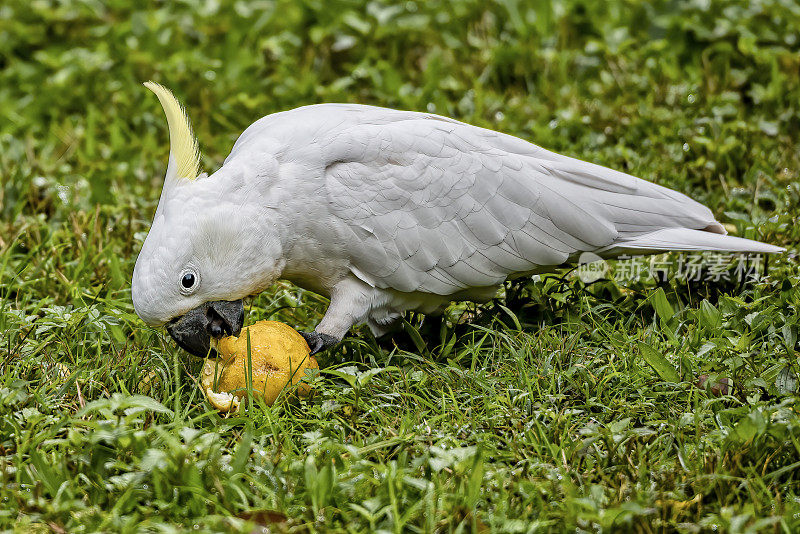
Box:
(201, 321, 318, 411)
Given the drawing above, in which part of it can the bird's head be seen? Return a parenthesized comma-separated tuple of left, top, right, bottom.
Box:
(132, 82, 281, 357)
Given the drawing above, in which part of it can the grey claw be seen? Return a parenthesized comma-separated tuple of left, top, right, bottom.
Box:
(299, 331, 339, 355)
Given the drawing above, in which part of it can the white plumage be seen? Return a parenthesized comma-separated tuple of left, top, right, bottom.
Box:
(132, 88, 783, 354)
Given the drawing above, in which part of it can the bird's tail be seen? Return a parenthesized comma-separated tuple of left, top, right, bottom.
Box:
(598, 227, 785, 256)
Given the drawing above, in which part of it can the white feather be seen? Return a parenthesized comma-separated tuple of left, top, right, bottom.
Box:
(135, 101, 785, 341)
(599, 228, 784, 254)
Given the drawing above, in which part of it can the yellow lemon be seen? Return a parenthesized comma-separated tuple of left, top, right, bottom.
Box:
(201, 321, 318, 411)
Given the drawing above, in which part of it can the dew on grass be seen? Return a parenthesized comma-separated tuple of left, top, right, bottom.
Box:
(688, 94, 696, 103)
(58, 185, 70, 204)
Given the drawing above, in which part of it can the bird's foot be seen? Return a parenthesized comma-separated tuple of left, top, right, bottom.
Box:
(299, 331, 339, 355)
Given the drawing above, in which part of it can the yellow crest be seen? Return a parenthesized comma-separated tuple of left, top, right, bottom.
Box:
(144, 81, 201, 181)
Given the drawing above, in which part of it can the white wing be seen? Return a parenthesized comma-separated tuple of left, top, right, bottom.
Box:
(313, 109, 729, 295)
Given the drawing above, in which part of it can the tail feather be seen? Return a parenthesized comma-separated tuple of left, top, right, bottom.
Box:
(599, 228, 784, 255)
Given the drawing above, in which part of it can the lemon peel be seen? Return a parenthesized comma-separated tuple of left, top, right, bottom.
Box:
(204, 388, 241, 412)
(201, 321, 318, 411)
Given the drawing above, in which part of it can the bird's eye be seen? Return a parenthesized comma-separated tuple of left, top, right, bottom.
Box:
(179, 270, 199, 294)
(181, 273, 195, 289)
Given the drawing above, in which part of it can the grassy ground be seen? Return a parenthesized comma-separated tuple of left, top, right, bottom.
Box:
(2, 1, 800, 532)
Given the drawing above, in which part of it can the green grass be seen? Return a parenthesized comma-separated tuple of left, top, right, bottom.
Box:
(2, 0, 800, 532)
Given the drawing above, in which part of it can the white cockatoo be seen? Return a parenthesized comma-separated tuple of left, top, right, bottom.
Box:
(132, 82, 783, 356)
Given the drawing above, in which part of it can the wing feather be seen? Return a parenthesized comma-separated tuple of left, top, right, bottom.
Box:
(319, 108, 724, 294)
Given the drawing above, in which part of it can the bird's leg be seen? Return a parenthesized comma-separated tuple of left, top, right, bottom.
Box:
(299, 331, 339, 356)
(300, 277, 372, 355)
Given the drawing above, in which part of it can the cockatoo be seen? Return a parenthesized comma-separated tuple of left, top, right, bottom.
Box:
(132, 82, 783, 357)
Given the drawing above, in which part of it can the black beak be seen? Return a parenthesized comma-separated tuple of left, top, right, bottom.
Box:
(166, 299, 244, 357)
